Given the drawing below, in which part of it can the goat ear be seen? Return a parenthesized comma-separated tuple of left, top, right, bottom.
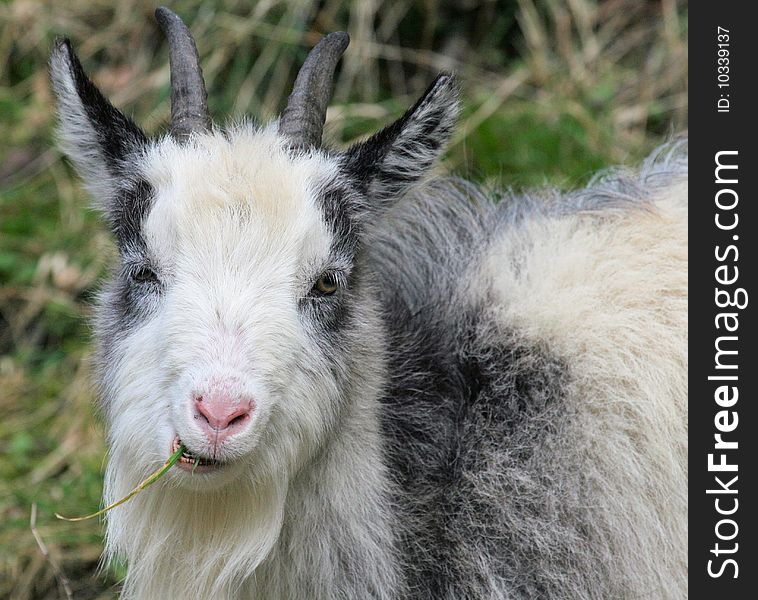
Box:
(50, 38, 147, 203)
(342, 74, 458, 211)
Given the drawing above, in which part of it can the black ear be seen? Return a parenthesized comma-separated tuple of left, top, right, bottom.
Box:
(342, 74, 458, 211)
(49, 38, 147, 203)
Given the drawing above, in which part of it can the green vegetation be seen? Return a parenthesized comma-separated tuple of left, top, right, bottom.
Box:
(0, 0, 686, 597)
(55, 445, 185, 523)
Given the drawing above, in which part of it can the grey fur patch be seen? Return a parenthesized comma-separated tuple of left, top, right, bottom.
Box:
(362, 141, 688, 598)
(366, 181, 571, 597)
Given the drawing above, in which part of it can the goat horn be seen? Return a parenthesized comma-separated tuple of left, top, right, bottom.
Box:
(279, 32, 349, 150)
(155, 7, 210, 141)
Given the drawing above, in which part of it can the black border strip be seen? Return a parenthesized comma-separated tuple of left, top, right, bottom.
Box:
(690, 4, 757, 595)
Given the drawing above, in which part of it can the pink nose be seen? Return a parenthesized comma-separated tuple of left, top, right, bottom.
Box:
(193, 390, 254, 445)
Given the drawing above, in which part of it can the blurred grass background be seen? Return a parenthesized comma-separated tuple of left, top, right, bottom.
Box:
(1, 0, 686, 598)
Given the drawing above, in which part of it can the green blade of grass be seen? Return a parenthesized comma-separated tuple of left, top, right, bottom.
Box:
(55, 445, 185, 522)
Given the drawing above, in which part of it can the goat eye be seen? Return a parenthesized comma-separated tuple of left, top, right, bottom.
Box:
(131, 266, 159, 285)
(313, 273, 338, 295)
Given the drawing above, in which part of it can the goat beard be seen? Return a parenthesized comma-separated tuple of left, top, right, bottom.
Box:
(102, 451, 288, 599)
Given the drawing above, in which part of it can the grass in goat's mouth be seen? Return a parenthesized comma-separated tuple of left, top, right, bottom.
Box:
(172, 436, 222, 469)
(56, 444, 185, 522)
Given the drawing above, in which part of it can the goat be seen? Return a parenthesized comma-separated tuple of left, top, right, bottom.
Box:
(50, 7, 687, 599)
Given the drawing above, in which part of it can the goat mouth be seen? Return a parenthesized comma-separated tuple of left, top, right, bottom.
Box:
(171, 436, 224, 473)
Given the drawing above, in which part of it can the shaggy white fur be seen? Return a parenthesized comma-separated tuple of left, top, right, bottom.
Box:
(484, 180, 688, 598)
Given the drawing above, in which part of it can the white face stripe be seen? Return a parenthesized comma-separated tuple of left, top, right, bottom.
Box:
(140, 124, 338, 286)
